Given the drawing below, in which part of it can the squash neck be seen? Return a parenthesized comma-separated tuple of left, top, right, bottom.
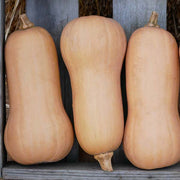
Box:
(19, 14, 34, 30)
(146, 11, 159, 28)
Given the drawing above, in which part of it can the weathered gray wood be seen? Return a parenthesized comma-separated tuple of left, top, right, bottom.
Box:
(26, 0, 79, 162)
(113, 0, 167, 40)
(3, 162, 180, 180)
(0, 0, 5, 177)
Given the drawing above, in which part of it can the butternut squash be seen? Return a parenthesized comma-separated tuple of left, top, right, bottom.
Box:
(4, 14, 74, 165)
(60, 15, 126, 171)
(123, 11, 180, 169)
(179, 47, 180, 113)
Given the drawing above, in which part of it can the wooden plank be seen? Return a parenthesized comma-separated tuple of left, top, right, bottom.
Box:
(0, 0, 5, 177)
(113, 0, 167, 40)
(26, 0, 79, 162)
(3, 162, 180, 180)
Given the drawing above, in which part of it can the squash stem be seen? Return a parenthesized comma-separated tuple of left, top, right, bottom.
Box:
(146, 11, 160, 27)
(19, 14, 34, 30)
(94, 152, 113, 172)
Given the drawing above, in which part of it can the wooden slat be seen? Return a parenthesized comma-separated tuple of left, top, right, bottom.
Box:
(0, 0, 5, 177)
(113, 0, 167, 40)
(3, 162, 180, 180)
(26, 0, 79, 162)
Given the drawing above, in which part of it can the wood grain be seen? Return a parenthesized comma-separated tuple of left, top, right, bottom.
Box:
(3, 162, 180, 180)
(113, 0, 167, 40)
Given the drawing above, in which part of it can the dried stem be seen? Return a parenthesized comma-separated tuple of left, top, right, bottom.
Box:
(19, 14, 34, 30)
(94, 152, 113, 171)
(146, 11, 159, 28)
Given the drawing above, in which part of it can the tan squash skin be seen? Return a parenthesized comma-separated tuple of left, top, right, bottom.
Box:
(4, 14, 74, 165)
(178, 47, 180, 113)
(60, 16, 126, 171)
(123, 12, 180, 170)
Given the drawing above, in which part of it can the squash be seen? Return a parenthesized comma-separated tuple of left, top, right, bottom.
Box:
(60, 15, 126, 171)
(123, 11, 180, 169)
(179, 47, 180, 113)
(4, 14, 74, 165)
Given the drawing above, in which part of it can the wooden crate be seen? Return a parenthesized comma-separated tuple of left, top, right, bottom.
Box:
(1, 0, 180, 179)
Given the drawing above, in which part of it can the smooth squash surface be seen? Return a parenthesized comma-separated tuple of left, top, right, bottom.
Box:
(124, 12, 180, 170)
(4, 14, 74, 165)
(61, 15, 126, 171)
